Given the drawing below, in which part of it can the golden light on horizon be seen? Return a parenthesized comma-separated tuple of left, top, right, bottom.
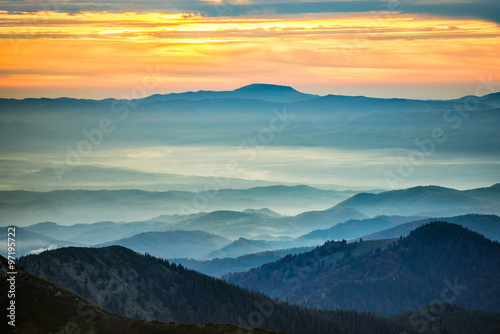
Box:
(1, 10, 499, 98)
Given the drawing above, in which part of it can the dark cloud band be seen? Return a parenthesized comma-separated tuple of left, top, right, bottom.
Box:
(1, 1, 499, 24)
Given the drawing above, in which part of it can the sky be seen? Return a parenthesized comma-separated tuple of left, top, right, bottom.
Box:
(0, 0, 500, 99)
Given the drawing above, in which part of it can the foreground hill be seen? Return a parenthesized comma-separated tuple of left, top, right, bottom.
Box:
(389, 303, 500, 334)
(332, 184, 500, 216)
(0, 255, 276, 334)
(362, 214, 500, 242)
(15, 244, 500, 334)
(226, 222, 500, 315)
(19, 246, 419, 334)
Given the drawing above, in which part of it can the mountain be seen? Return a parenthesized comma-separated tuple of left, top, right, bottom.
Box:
(96, 230, 231, 260)
(2, 87, 499, 194)
(176, 210, 270, 239)
(0, 185, 356, 226)
(174, 206, 367, 239)
(0, 163, 288, 193)
(0, 226, 81, 257)
(475, 91, 500, 108)
(18, 246, 416, 334)
(362, 214, 500, 242)
(464, 183, 500, 202)
(283, 207, 368, 234)
(232, 83, 318, 102)
(298, 215, 424, 244)
(0, 255, 277, 334)
(226, 222, 500, 316)
(1, 88, 498, 154)
(141, 84, 318, 103)
(388, 303, 500, 334)
(207, 238, 290, 259)
(171, 246, 314, 277)
(242, 208, 284, 218)
(17, 196, 369, 244)
(25, 220, 177, 245)
(332, 185, 500, 216)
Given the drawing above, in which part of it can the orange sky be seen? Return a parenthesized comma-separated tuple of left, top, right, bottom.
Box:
(1, 10, 500, 99)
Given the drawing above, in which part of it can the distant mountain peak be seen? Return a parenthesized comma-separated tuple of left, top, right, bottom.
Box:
(234, 83, 298, 93)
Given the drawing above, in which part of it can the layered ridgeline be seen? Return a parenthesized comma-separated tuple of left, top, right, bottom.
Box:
(6, 212, 500, 261)
(362, 214, 500, 242)
(170, 246, 315, 278)
(0, 186, 360, 227)
(95, 230, 232, 260)
(0, 255, 277, 334)
(3, 184, 499, 231)
(332, 184, 500, 217)
(18, 245, 396, 334)
(226, 222, 500, 315)
(1, 85, 499, 158)
(13, 242, 500, 334)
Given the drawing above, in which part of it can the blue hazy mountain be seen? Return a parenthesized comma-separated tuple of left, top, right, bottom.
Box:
(0, 185, 357, 226)
(24, 220, 187, 245)
(297, 215, 424, 244)
(2, 85, 498, 155)
(0, 226, 81, 257)
(0, 163, 295, 192)
(283, 207, 367, 232)
(1, 85, 499, 194)
(141, 83, 318, 103)
(13, 184, 500, 254)
(96, 230, 231, 260)
(171, 246, 314, 277)
(332, 184, 500, 216)
(242, 208, 283, 218)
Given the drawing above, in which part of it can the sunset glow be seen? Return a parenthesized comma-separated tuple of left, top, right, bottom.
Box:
(1, 5, 500, 99)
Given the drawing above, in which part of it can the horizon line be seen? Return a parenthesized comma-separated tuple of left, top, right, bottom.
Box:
(1, 83, 499, 102)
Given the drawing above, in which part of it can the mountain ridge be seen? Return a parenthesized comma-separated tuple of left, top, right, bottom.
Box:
(3, 84, 499, 104)
(333, 184, 500, 216)
(226, 222, 500, 315)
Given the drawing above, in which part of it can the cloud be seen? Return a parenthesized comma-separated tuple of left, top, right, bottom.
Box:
(1, 1, 499, 99)
(403, 1, 500, 25)
(1, 1, 499, 25)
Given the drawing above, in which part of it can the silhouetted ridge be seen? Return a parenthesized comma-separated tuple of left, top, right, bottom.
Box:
(226, 222, 500, 315)
(234, 83, 298, 93)
(404, 221, 495, 246)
